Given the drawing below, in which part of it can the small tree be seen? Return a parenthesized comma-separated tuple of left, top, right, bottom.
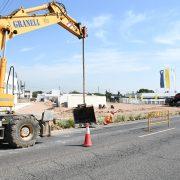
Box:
(32, 91, 43, 98)
(70, 90, 81, 94)
(105, 90, 112, 102)
(94, 93, 105, 96)
(137, 89, 154, 93)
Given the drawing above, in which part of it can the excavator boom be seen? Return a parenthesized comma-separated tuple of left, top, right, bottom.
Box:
(0, 2, 86, 49)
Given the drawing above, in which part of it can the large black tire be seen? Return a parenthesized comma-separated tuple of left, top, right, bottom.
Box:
(5, 115, 40, 148)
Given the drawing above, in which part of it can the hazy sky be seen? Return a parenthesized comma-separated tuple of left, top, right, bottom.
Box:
(1, 0, 180, 93)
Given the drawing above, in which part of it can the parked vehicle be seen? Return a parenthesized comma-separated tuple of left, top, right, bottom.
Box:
(165, 93, 180, 107)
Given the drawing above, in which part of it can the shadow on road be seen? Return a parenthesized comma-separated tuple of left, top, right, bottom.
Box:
(65, 144, 84, 147)
(0, 143, 14, 150)
(0, 141, 43, 150)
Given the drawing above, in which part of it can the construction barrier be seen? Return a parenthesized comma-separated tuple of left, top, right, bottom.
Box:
(147, 110, 170, 132)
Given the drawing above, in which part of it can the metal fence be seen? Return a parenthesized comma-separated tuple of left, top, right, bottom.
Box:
(147, 110, 170, 132)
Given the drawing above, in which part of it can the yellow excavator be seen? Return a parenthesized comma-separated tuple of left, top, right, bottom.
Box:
(0, 1, 87, 148)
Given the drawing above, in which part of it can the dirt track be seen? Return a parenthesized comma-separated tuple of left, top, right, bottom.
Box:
(16, 102, 180, 120)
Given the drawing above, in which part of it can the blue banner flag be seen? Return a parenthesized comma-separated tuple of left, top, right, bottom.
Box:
(160, 70, 165, 88)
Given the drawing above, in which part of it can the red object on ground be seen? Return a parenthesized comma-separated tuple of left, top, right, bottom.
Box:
(103, 111, 114, 125)
(83, 123, 92, 147)
(103, 116, 110, 125)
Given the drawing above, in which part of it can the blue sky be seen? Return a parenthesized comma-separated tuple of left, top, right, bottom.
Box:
(1, 0, 180, 93)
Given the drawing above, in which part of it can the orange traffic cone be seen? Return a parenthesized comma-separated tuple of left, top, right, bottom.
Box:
(83, 123, 92, 147)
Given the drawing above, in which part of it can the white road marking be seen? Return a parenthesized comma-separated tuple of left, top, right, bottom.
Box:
(139, 128, 175, 138)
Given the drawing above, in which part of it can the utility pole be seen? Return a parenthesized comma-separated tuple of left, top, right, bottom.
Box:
(59, 86, 61, 94)
(82, 27, 86, 104)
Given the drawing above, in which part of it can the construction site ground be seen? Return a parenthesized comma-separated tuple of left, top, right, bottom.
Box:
(16, 101, 180, 121)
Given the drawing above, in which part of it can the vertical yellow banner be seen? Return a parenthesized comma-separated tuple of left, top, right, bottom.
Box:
(165, 68, 170, 89)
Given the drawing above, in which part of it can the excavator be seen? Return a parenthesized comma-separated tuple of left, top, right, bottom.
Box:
(0, 2, 87, 148)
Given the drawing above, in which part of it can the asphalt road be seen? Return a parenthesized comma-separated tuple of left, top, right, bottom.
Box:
(0, 117, 180, 180)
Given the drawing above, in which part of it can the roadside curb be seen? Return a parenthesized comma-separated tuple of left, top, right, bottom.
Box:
(51, 115, 180, 136)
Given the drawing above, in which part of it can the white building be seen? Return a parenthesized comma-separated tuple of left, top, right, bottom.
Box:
(37, 91, 107, 108)
(37, 89, 60, 104)
(58, 94, 106, 108)
(23, 90, 32, 99)
(138, 92, 176, 99)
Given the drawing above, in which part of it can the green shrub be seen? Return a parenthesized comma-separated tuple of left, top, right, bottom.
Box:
(128, 115, 135, 121)
(97, 116, 104, 125)
(114, 115, 126, 123)
(68, 119, 75, 127)
(134, 114, 143, 120)
(141, 114, 147, 120)
(121, 115, 125, 121)
(57, 119, 75, 129)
